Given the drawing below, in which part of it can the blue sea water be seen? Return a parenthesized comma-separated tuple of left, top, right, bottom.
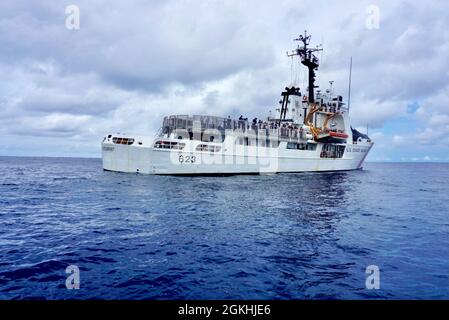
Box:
(0, 156, 448, 300)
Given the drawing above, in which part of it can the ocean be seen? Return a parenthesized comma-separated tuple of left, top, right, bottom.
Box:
(0, 156, 448, 299)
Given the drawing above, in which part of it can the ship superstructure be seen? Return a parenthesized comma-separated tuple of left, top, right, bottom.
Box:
(102, 32, 373, 174)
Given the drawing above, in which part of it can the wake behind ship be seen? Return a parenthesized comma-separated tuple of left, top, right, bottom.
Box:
(102, 31, 373, 175)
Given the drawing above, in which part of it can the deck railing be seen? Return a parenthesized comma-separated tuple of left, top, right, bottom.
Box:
(160, 115, 310, 143)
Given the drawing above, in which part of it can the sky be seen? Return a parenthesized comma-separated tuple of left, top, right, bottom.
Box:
(0, 0, 448, 161)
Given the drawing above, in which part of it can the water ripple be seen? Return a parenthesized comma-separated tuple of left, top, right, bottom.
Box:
(0, 157, 448, 299)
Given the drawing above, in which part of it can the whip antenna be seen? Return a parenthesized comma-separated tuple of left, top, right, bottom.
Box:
(347, 56, 353, 113)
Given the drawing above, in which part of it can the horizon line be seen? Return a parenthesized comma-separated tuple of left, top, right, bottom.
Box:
(0, 155, 448, 164)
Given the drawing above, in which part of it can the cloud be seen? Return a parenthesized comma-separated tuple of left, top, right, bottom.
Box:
(0, 0, 448, 160)
(10, 113, 93, 137)
(393, 135, 406, 146)
(0, 1, 276, 90)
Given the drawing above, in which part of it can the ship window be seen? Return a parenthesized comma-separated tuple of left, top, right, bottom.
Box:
(286, 142, 311, 150)
(153, 140, 185, 150)
(196, 144, 221, 152)
(236, 136, 277, 147)
(287, 142, 315, 150)
(112, 137, 134, 145)
(115, 138, 131, 145)
(320, 145, 345, 158)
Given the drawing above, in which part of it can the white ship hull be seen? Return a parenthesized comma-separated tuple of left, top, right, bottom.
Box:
(101, 32, 374, 175)
(102, 137, 373, 175)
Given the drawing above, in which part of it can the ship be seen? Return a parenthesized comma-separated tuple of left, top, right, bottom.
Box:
(102, 31, 373, 175)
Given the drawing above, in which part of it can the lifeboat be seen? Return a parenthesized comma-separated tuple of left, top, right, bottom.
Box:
(329, 131, 348, 139)
(315, 130, 348, 142)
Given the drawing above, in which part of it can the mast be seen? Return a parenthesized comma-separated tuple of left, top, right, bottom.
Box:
(347, 56, 352, 113)
(287, 30, 322, 103)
